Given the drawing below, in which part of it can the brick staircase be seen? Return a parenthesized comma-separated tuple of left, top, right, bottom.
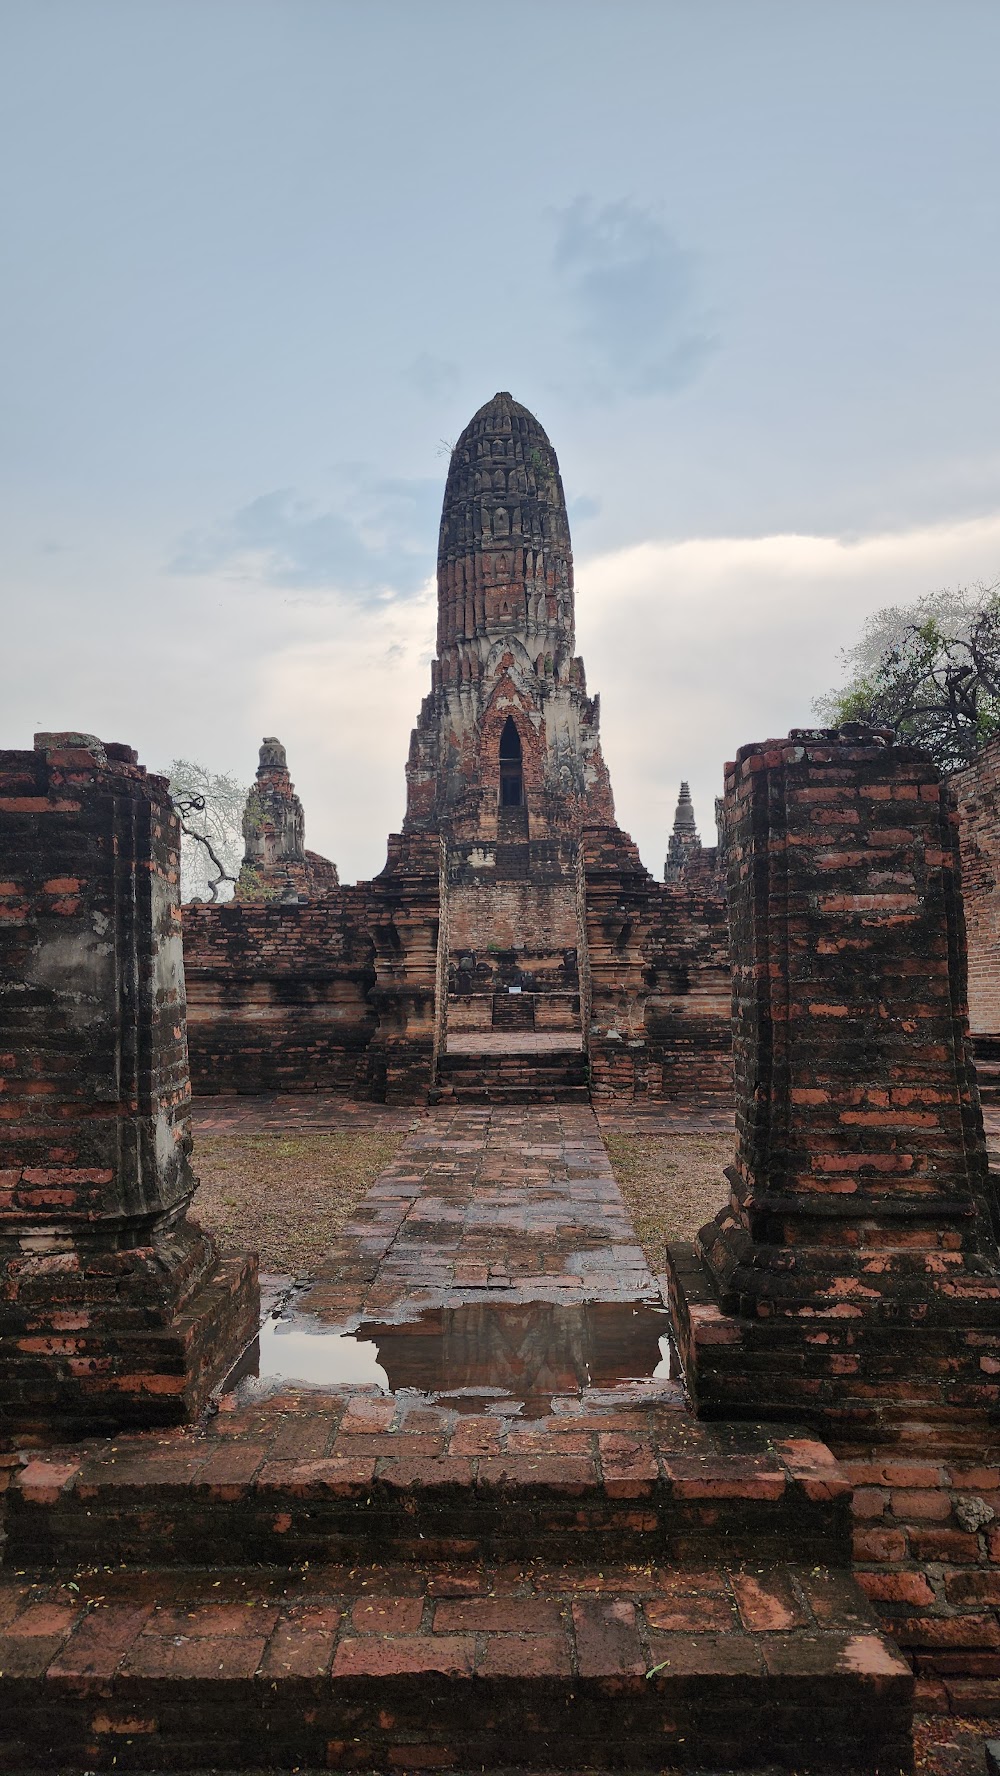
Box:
(973, 1032, 1000, 1105)
(491, 990, 535, 1031)
(0, 1406, 913, 1772)
(435, 1046, 590, 1104)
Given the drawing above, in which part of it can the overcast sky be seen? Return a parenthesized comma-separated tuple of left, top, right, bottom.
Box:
(4, 1, 1000, 880)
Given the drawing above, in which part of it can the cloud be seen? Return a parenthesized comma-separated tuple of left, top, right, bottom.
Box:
(404, 352, 462, 400)
(577, 511, 1000, 875)
(169, 469, 442, 602)
(551, 198, 718, 399)
(10, 498, 1000, 888)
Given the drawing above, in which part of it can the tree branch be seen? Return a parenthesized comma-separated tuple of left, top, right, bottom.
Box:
(171, 794, 238, 904)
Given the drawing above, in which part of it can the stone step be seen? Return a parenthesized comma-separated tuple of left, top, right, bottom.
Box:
(974, 1058, 1000, 1104)
(438, 1083, 593, 1104)
(0, 1559, 912, 1772)
(491, 993, 536, 1031)
(6, 1425, 852, 1571)
(438, 1054, 587, 1075)
(436, 1051, 590, 1105)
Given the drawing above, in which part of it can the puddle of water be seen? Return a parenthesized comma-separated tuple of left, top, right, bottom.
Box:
(222, 1298, 677, 1415)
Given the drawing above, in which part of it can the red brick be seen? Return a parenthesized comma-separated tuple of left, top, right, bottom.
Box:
(123, 1634, 268, 1678)
(568, 1598, 643, 1678)
(332, 1636, 475, 1678)
(643, 1589, 735, 1633)
(432, 1598, 562, 1634)
(897, 1614, 1000, 1650)
(853, 1527, 908, 1562)
(856, 1572, 935, 1606)
(731, 1571, 809, 1631)
(944, 1570, 1000, 1605)
(890, 1487, 953, 1521)
(46, 1604, 152, 1678)
(911, 1528, 980, 1563)
(351, 1598, 424, 1634)
(476, 1634, 572, 1678)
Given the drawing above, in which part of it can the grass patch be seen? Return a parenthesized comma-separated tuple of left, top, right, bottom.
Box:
(603, 1133, 731, 1274)
(190, 1129, 405, 1274)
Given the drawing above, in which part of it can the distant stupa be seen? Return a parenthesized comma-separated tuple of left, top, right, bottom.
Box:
(664, 781, 700, 882)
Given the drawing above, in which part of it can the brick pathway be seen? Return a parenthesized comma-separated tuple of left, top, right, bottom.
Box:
(191, 1093, 421, 1135)
(305, 1104, 659, 1322)
(0, 1099, 917, 1771)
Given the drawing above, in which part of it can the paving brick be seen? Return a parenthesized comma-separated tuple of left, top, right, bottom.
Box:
(332, 1635, 476, 1678)
(731, 1570, 810, 1631)
(571, 1599, 644, 1678)
(432, 1598, 563, 1634)
(352, 1598, 424, 1634)
(476, 1634, 572, 1678)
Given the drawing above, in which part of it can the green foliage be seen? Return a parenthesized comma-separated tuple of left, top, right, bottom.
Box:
(235, 863, 280, 904)
(814, 582, 1000, 771)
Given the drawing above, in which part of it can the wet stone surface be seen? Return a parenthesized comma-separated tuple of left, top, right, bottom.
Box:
(223, 1290, 676, 1416)
(217, 1105, 680, 1416)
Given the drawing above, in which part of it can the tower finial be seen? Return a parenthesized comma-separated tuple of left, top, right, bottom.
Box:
(665, 781, 701, 881)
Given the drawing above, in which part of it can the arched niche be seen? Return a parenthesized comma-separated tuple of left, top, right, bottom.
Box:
(498, 715, 524, 809)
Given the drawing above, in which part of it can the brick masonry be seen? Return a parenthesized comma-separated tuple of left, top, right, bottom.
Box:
(181, 395, 733, 1106)
(236, 736, 339, 901)
(666, 727, 1000, 1436)
(0, 1102, 913, 1768)
(953, 735, 1000, 1040)
(0, 1557, 911, 1773)
(0, 733, 258, 1442)
(582, 824, 732, 1101)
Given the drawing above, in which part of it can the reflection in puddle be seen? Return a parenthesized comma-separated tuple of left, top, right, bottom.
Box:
(222, 1298, 676, 1416)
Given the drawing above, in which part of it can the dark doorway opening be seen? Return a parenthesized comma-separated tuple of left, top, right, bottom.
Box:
(499, 717, 524, 807)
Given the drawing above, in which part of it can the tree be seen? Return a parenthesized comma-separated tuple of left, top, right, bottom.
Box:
(158, 759, 248, 903)
(813, 581, 1000, 772)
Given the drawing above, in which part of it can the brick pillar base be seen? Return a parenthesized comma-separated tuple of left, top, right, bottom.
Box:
(665, 728, 1000, 1441)
(0, 735, 258, 1445)
(358, 833, 441, 1104)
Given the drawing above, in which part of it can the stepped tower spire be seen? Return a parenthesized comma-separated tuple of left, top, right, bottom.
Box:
(665, 781, 702, 882)
(404, 392, 613, 839)
(435, 390, 575, 677)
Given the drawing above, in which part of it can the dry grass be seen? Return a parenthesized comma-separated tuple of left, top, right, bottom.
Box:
(190, 1130, 406, 1274)
(603, 1133, 731, 1274)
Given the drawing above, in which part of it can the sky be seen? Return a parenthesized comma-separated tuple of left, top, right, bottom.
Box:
(3, 0, 1000, 881)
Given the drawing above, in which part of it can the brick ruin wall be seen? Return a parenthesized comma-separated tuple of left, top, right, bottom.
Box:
(582, 826, 733, 1100)
(181, 830, 732, 1098)
(182, 890, 378, 1094)
(0, 736, 257, 1439)
(445, 854, 582, 1035)
(953, 735, 1000, 1039)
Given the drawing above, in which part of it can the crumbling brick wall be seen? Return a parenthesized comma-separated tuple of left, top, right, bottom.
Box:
(953, 737, 1000, 1036)
(0, 734, 257, 1439)
(581, 826, 732, 1099)
(183, 833, 440, 1104)
(182, 892, 377, 1093)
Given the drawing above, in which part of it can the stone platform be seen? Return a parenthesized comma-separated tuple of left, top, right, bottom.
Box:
(0, 1106, 913, 1772)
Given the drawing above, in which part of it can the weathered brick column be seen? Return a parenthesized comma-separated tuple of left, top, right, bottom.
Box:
(666, 727, 1000, 1440)
(0, 735, 258, 1442)
(362, 831, 441, 1103)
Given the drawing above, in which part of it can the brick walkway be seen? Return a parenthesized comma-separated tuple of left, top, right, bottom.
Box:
(191, 1093, 422, 1135)
(304, 1104, 659, 1321)
(0, 1099, 919, 1770)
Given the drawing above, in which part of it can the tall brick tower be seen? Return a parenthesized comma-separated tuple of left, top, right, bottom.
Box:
(404, 392, 615, 841)
(403, 393, 617, 1051)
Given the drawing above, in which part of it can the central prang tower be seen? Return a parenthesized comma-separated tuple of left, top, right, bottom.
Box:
(403, 391, 615, 841)
(402, 391, 617, 1045)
